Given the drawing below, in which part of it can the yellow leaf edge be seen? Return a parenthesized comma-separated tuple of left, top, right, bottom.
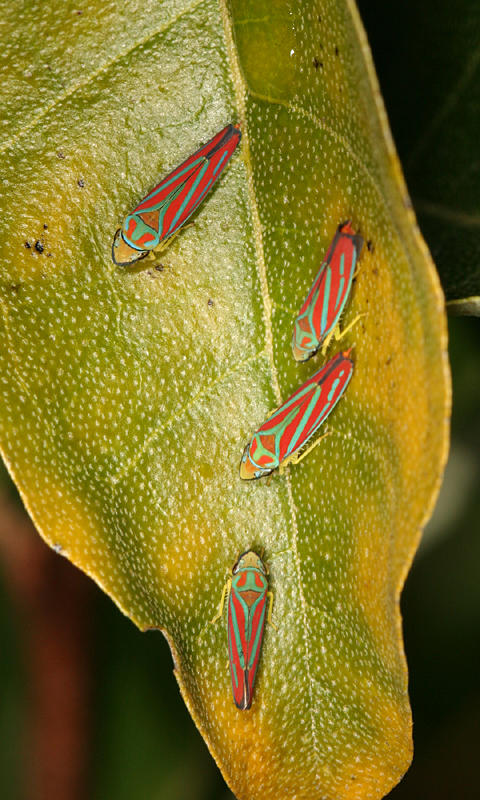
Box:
(447, 296, 480, 316)
(345, 0, 452, 552)
(169, 2, 453, 799)
(0, 2, 452, 800)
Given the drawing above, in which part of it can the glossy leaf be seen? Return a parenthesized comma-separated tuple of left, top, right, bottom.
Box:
(0, 2, 450, 799)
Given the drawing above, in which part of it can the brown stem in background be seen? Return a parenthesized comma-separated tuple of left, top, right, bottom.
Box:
(0, 491, 92, 800)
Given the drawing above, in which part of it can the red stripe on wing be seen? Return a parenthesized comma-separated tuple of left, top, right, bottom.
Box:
(245, 592, 267, 707)
(134, 230, 157, 247)
(236, 571, 248, 588)
(259, 351, 354, 461)
(297, 224, 357, 330)
(158, 127, 241, 239)
(134, 159, 204, 213)
(254, 572, 264, 588)
(312, 232, 357, 338)
(228, 591, 248, 708)
(295, 226, 340, 317)
(133, 124, 241, 217)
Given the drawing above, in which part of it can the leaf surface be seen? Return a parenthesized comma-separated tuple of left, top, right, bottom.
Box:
(0, 1, 450, 798)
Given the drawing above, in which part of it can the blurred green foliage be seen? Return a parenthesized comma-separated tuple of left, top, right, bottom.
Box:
(359, 1, 480, 791)
(0, 575, 24, 797)
(91, 600, 234, 800)
(359, 0, 480, 309)
(389, 316, 480, 799)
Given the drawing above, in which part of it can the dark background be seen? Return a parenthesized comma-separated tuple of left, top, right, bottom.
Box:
(1, 2, 479, 798)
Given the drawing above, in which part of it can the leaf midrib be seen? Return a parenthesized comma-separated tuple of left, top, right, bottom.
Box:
(219, 0, 324, 781)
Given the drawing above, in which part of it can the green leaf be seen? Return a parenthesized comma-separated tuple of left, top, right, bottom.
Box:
(0, 2, 450, 799)
(358, 0, 480, 314)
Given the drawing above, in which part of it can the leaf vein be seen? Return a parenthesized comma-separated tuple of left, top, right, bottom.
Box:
(220, 1, 323, 776)
(0, 0, 205, 156)
(250, 89, 395, 219)
(108, 347, 267, 485)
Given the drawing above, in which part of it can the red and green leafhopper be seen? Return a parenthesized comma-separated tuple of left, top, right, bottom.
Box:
(292, 222, 363, 361)
(211, 550, 275, 710)
(240, 349, 354, 480)
(112, 123, 242, 265)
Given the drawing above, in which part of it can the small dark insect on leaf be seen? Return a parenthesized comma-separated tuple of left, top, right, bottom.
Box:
(77, 179, 85, 188)
(43, 223, 48, 230)
(335, 45, 339, 56)
(207, 298, 214, 307)
(154, 264, 164, 272)
(57, 151, 65, 159)
(24, 241, 31, 249)
(313, 57, 323, 69)
(34, 241, 44, 253)
(366, 239, 374, 252)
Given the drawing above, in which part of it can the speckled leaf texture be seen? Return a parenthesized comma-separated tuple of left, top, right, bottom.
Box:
(0, 2, 450, 799)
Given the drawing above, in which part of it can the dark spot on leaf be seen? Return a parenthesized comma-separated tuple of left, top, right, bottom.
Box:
(47, 253, 53, 257)
(386, 356, 393, 366)
(9, 284, 21, 294)
(317, 15, 322, 23)
(57, 151, 65, 159)
(207, 298, 214, 307)
(313, 57, 323, 70)
(154, 264, 164, 272)
(77, 179, 85, 188)
(35, 241, 44, 253)
(335, 45, 339, 56)
(25, 241, 31, 249)
(366, 239, 374, 252)
(43, 223, 48, 230)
